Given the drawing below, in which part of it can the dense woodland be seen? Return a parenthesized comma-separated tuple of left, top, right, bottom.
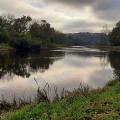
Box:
(0, 14, 65, 51)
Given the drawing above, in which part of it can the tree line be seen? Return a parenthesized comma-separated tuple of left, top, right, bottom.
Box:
(0, 14, 65, 51)
(109, 21, 120, 46)
(0, 14, 120, 49)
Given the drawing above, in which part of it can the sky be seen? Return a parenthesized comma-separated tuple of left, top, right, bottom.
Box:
(0, 0, 119, 33)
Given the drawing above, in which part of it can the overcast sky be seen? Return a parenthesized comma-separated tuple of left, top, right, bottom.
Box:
(0, 0, 119, 33)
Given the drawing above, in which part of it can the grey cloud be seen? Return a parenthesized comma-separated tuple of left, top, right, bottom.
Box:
(93, 0, 120, 21)
(61, 20, 104, 33)
(44, 0, 96, 9)
(45, 0, 95, 6)
(0, 0, 119, 32)
(45, 0, 120, 22)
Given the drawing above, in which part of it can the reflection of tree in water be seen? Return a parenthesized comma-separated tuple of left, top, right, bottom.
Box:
(0, 53, 29, 79)
(0, 50, 65, 79)
(108, 52, 120, 79)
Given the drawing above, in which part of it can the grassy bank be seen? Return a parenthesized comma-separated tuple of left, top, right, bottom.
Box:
(1, 79, 120, 120)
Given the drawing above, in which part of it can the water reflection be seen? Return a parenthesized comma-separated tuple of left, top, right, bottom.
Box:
(108, 51, 120, 79)
(0, 47, 119, 101)
(0, 50, 65, 79)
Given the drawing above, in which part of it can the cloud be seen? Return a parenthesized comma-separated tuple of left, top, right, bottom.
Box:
(0, 0, 119, 33)
(44, 0, 120, 22)
(44, 0, 95, 6)
(93, 0, 120, 21)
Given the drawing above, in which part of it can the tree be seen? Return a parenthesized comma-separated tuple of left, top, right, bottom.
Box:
(30, 20, 55, 40)
(13, 16, 32, 33)
(29, 22, 41, 38)
(0, 16, 8, 32)
(0, 14, 64, 50)
(95, 24, 110, 46)
(109, 21, 120, 46)
(0, 15, 11, 43)
(52, 31, 66, 44)
(102, 24, 110, 36)
(30, 20, 55, 46)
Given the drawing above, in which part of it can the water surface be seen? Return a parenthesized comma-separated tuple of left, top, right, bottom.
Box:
(0, 46, 119, 101)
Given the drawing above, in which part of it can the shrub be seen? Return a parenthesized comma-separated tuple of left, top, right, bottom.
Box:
(9, 38, 30, 50)
(0, 32, 10, 43)
(9, 33, 41, 51)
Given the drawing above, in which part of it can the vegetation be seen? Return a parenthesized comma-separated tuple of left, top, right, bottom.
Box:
(1, 14, 120, 120)
(64, 33, 109, 47)
(0, 14, 65, 51)
(96, 21, 120, 50)
(1, 79, 120, 120)
(0, 43, 12, 50)
(109, 21, 120, 46)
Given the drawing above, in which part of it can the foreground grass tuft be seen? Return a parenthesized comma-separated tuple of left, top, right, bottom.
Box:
(1, 79, 120, 120)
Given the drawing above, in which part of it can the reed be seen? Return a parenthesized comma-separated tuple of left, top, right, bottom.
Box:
(0, 79, 91, 114)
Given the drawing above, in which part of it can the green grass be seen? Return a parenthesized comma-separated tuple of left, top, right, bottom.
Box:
(1, 79, 120, 120)
(0, 43, 12, 50)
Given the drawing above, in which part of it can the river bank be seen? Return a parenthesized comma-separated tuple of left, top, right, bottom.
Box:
(1, 78, 120, 120)
(96, 45, 120, 52)
(0, 43, 66, 53)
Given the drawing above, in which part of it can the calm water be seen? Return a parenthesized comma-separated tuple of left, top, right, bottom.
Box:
(0, 46, 119, 101)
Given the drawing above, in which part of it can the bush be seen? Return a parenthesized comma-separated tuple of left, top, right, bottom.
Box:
(0, 32, 10, 43)
(109, 21, 120, 46)
(9, 39, 30, 50)
(9, 33, 41, 51)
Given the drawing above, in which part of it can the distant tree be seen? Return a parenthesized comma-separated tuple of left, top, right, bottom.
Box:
(30, 20, 55, 40)
(5, 14, 15, 32)
(52, 31, 66, 44)
(13, 16, 32, 33)
(102, 24, 110, 36)
(96, 24, 110, 46)
(40, 20, 55, 40)
(29, 22, 41, 38)
(0, 15, 11, 43)
(0, 16, 7, 32)
(109, 21, 120, 46)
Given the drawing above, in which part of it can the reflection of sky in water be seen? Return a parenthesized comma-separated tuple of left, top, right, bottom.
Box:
(0, 47, 114, 101)
(33, 55, 113, 89)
